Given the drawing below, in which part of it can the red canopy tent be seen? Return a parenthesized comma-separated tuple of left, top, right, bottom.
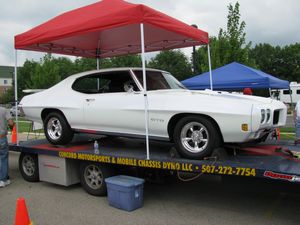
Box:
(14, 0, 211, 158)
(15, 0, 208, 58)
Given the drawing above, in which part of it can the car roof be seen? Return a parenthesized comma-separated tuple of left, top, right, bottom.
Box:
(66, 67, 168, 81)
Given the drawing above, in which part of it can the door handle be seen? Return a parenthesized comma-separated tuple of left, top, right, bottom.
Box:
(85, 98, 95, 102)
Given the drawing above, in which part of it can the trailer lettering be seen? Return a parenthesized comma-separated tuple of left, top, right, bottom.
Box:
(116, 157, 137, 166)
(162, 162, 180, 170)
(59, 152, 77, 159)
(77, 153, 111, 163)
(201, 165, 256, 176)
(181, 163, 193, 172)
(138, 160, 161, 169)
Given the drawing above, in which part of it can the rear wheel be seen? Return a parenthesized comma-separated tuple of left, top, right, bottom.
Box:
(173, 116, 220, 159)
(43, 112, 74, 145)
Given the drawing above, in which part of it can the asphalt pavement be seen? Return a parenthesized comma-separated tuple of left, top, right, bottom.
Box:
(1, 128, 300, 225)
(1, 149, 300, 224)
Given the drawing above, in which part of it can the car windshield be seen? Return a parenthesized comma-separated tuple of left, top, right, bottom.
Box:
(133, 70, 186, 91)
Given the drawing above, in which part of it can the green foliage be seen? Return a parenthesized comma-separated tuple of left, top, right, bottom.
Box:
(0, 87, 14, 104)
(30, 54, 61, 89)
(147, 50, 192, 81)
(109, 55, 142, 67)
(196, 2, 255, 73)
(250, 43, 300, 81)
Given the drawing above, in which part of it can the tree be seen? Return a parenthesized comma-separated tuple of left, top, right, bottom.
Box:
(109, 55, 142, 67)
(148, 50, 192, 81)
(196, 2, 254, 73)
(250, 43, 300, 82)
(30, 54, 61, 89)
(52, 57, 76, 80)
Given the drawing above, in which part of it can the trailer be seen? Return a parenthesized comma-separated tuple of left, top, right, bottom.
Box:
(9, 135, 300, 196)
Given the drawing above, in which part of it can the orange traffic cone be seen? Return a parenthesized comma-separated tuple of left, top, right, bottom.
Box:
(11, 125, 17, 144)
(276, 128, 280, 140)
(14, 198, 33, 225)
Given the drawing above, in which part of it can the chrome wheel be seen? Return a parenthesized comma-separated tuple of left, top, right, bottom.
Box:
(84, 165, 103, 190)
(47, 117, 62, 140)
(22, 155, 35, 177)
(180, 122, 209, 153)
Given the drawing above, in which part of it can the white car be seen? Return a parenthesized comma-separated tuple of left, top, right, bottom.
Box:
(19, 68, 287, 159)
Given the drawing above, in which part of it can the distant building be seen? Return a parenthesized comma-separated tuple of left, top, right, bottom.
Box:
(0, 66, 14, 96)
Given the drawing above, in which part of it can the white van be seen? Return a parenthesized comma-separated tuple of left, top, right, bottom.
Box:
(271, 82, 300, 104)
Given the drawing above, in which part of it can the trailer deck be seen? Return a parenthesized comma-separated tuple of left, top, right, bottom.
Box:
(9, 135, 300, 183)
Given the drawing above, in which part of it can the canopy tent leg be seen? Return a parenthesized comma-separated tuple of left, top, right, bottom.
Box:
(96, 47, 100, 70)
(97, 58, 100, 70)
(207, 45, 213, 90)
(140, 23, 150, 160)
(14, 49, 19, 145)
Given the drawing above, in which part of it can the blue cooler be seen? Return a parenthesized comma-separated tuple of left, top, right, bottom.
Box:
(105, 175, 145, 211)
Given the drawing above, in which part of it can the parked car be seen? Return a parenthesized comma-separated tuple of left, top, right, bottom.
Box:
(10, 106, 21, 117)
(19, 68, 287, 159)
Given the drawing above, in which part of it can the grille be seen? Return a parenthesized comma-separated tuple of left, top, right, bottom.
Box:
(273, 110, 280, 125)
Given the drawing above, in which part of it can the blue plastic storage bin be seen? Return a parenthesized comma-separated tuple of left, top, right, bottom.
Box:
(105, 175, 145, 211)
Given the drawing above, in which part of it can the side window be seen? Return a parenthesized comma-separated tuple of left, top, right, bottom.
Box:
(297, 90, 300, 94)
(72, 71, 139, 94)
(283, 90, 292, 95)
(72, 75, 104, 94)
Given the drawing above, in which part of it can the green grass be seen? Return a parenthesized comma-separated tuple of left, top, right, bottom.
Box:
(280, 127, 295, 133)
(12, 120, 43, 133)
(280, 132, 295, 140)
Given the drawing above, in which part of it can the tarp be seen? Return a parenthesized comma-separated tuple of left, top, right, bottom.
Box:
(14, 0, 208, 58)
(182, 62, 289, 90)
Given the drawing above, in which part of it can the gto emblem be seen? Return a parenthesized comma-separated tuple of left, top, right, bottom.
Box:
(151, 118, 164, 123)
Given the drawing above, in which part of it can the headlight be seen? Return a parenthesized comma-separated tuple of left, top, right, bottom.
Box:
(266, 109, 271, 122)
(261, 109, 266, 123)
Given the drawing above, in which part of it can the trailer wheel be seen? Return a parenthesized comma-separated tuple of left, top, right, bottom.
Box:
(19, 153, 40, 182)
(80, 162, 114, 196)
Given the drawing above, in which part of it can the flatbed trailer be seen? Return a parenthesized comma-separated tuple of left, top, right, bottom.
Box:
(9, 135, 300, 196)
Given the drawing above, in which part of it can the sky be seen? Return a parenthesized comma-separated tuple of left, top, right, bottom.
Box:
(0, 0, 299, 66)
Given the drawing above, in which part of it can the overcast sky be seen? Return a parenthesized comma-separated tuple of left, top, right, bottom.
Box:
(1, 0, 299, 66)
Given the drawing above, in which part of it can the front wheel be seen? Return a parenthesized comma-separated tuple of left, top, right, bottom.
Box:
(173, 116, 220, 159)
(43, 112, 74, 145)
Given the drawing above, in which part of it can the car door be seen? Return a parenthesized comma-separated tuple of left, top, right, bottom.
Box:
(82, 70, 146, 136)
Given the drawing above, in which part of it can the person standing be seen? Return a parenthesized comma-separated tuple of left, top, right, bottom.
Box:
(0, 106, 14, 187)
(294, 101, 300, 145)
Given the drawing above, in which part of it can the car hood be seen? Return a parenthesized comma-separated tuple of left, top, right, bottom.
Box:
(147, 89, 275, 105)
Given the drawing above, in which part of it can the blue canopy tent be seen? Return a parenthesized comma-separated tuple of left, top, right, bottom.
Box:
(182, 62, 289, 90)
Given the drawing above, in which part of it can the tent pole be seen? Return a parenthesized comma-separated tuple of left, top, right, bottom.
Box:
(140, 23, 150, 160)
(207, 45, 213, 90)
(14, 49, 19, 145)
(97, 58, 100, 70)
(96, 47, 100, 70)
